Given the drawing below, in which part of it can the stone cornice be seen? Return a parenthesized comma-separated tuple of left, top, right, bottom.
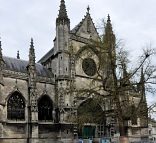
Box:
(3, 70, 27, 80)
(70, 34, 91, 44)
(75, 74, 101, 81)
(3, 70, 55, 84)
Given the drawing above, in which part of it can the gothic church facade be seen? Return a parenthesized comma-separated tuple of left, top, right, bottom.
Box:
(0, 0, 148, 143)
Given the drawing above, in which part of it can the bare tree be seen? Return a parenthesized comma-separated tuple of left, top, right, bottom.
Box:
(73, 16, 156, 142)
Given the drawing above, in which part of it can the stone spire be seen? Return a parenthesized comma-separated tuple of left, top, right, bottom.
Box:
(17, 50, 20, 59)
(0, 40, 3, 61)
(0, 39, 4, 86)
(28, 38, 36, 90)
(103, 15, 116, 75)
(29, 38, 35, 66)
(56, 0, 70, 24)
(107, 14, 111, 23)
(55, 0, 70, 77)
(138, 67, 147, 106)
(87, 5, 90, 14)
(86, 5, 91, 33)
(139, 66, 145, 95)
(103, 14, 116, 52)
(58, 0, 68, 18)
(0, 39, 3, 119)
(28, 38, 38, 116)
(140, 67, 144, 83)
(138, 67, 148, 126)
(104, 14, 115, 40)
(123, 63, 128, 79)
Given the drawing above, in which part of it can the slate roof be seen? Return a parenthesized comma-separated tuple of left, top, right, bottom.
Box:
(70, 20, 84, 34)
(70, 13, 97, 35)
(3, 56, 53, 78)
(38, 48, 54, 64)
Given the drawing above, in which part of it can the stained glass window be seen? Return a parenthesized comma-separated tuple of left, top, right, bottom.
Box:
(7, 91, 25, 120)
(82, 58, 97, 76)
(38, 95, 53, 121)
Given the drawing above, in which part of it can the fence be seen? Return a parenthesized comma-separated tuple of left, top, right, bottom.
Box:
(74, 136, 153, 143)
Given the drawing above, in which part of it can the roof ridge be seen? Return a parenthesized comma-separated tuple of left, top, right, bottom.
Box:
(71, 13, 89, 34)
(3, 56, 53, 77)
(70, 12, 99, 37)
(38, 48, 54, 63)
(3, 56, 28, 62)
(3, 56, 43, 66)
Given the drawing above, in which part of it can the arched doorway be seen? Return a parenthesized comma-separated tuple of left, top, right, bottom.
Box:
(38, 95, 53, 121)
(77, 98, 105, 138)
(7, 91, 25, 120)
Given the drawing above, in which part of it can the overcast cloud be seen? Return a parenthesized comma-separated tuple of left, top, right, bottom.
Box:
(0, 0, 156, 111)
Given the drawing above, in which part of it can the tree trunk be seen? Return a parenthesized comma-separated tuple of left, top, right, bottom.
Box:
(119, 123, 129, 143)
(119, 123, 126, 136)
(119, 136, 129, 143)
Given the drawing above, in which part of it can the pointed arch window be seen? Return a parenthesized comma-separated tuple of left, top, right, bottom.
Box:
(38, 95, 53, 121)
(7, 91, 25, 120)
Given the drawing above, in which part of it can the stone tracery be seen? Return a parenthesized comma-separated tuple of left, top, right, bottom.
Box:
(7, 91, 25, 120)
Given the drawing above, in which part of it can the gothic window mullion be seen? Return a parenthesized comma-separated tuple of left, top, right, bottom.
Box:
(38, 95, 53, 121)
(7, 92, 25, 120)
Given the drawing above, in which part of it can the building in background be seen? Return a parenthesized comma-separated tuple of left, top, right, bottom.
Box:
(148, 118, 156, 142)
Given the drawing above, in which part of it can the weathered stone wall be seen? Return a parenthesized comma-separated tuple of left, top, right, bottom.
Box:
(36, 82, 55, 103)
(2, 77, 28, 123)
(2, 77, 28, 103)
(0, 75, 57, 142)
(3, 124, 26, 138)
(0, 139, 27, 143)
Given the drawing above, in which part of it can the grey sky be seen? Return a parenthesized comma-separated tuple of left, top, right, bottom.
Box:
(0, 0, 156, 109)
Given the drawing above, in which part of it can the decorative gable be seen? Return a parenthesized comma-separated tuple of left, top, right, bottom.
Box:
(71, 10, 99, 40)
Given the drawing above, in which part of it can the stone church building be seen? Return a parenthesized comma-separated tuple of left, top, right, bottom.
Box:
(0, 0, 148, 142)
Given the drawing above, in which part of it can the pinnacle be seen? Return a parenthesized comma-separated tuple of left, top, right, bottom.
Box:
(105, 14, 113, 33)
(17, 50, 20, 59)
(87, 5, 90, 14)
(30, 38, 34, 48)
(140, 66, 144, 83)
(29, 38, 35, 65)
(107, 14, 111, 23)
(0, 39, 1, 50)
(58, 0, 68, 19)
(0, 38, 3, 60)
(29, 38, 35, 56)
